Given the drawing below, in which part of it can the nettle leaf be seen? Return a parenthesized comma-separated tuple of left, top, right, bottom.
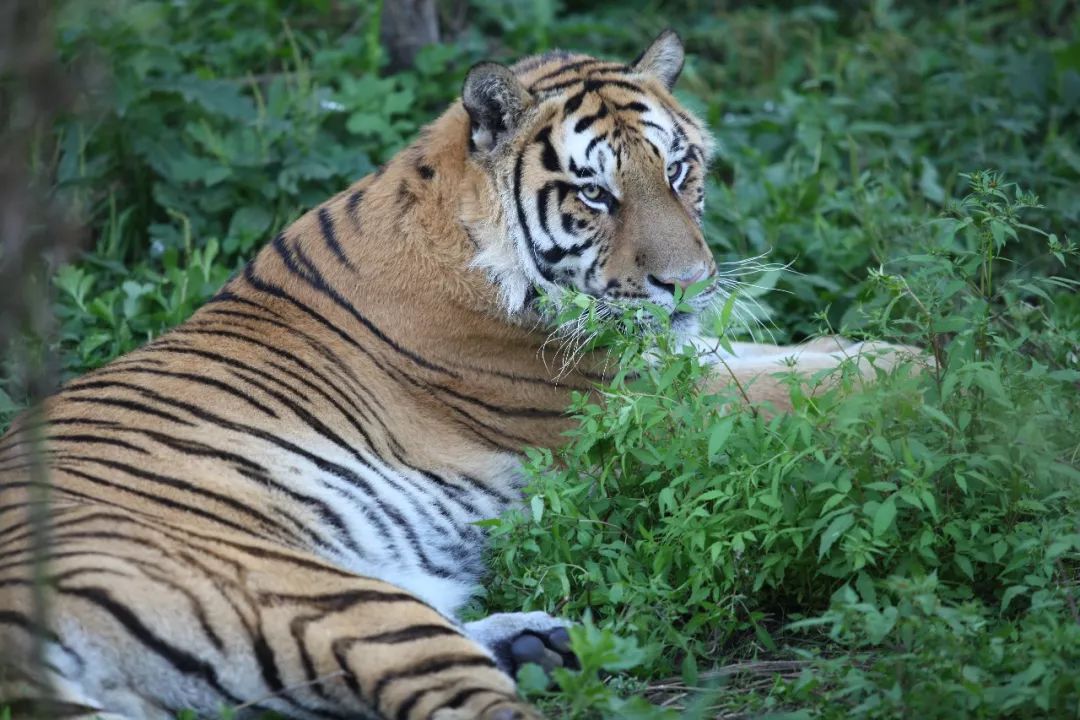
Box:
(227, 206, 272, 246)
(161, 76, 256, 121)
(346, 112, 396, 139)
(819, 513, 855, 560)
(872, 497, 897, 538)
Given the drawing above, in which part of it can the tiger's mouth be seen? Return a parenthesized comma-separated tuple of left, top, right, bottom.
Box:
(592, 278, 725, 329)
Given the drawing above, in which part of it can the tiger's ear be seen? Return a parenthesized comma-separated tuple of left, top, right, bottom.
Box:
(631, 29, 685, 90)
(462, 62, 533, 153)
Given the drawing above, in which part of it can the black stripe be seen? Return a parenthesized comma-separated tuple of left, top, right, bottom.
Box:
(397, 180, 419, 212)
(68, 380, 456, 568)
(13, 508, 361, 581)
(59, 585, 246, 705)
(573, 103, 608, 133)
(371, 654, 497, 707)
(56, 447, 292, 535)
(515, 147, 556, 284)
(123, 557, 227, 652)
(0, 609, 61, 643)
(393, 680, 456, 720)
(616, 100, 649, 113)
(240, 266, 515, 453)
(45, 434, 150, 455)
(262, 588, 423, 608)
(319, 206, 356, 271)
(568, 158, 594, 179)
(157, 328, 381, 424)
(114, 429, 345, 552)
(253, 629, 284, 693)
(56, 465, 270, 539)
(536, 126, 560, 173)
(584, 133, 607, 159)
(587, 77, 643, 93)
(269, 235, 458, 377)
(0, 417, 123, 454)
(192, 304, 390, 415)
(238, 261, 555, 448)
(537, 75, 643, 96)
(205, 290, 288, 320)
(346, 189, 364, 220)
(444, 686, 493, 709)
(536, 184, 552, 239)
(76, 366, 280, 419)
(356, 623, 460, 645)
(563, 89, 587, 115)
(58, 395, 195, 426)
(527, 59, 602, 88)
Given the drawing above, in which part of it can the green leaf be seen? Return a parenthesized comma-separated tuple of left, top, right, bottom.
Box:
(955, 554, 975, 579)
(228, 206, 272, 241)
(819, 513, 855, 560)
(1000, 585, 1028, 613)
(872, 497, 897, 538)
(515, 663, 550, 693)
(707, 416, 735, 462)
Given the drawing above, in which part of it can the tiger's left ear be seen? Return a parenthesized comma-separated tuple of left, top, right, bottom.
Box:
(632, 29, 685, 90)
(463, 62, 533, 153)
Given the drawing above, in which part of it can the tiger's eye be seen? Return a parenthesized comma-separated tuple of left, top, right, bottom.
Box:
(581, 184, 602, 200)
(667, 162, 681, 180)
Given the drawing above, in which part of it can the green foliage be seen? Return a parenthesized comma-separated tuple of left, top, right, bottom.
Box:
(491, 170, 1079, 716)
(2, 0, 476, 421)
(484, 3, 1080, 715)
(3, 0, 1079, 718)
(780, 575, 1080, 719)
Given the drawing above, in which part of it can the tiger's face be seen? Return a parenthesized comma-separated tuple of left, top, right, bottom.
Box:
(464, 31, 720, 332)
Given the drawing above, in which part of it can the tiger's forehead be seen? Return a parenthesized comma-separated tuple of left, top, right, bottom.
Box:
(510, 51, 709, 186)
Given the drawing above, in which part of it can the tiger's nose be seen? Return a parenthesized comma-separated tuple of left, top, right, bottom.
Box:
(648, 265, 708, 293)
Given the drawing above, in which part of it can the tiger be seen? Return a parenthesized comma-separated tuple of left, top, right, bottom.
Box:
(0, 30, 918, 720)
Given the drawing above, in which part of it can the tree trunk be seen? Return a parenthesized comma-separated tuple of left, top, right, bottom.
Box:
(380, 0, 440, 72)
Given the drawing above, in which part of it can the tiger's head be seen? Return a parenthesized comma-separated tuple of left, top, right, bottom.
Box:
(463, 30, 718, 333)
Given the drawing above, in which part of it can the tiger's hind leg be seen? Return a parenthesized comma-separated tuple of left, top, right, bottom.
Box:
(464, 612, 579, 677)
(0, 505, 543, 720)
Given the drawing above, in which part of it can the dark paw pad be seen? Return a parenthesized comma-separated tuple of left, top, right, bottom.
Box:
(504, 626, 580, 677)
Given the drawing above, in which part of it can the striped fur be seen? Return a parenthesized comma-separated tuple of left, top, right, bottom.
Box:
(0, 31, 919, 719)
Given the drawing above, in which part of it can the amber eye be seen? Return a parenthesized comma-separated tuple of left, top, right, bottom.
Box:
(577, 183, 615, 212)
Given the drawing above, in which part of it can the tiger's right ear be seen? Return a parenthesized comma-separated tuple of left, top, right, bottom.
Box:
(462, 62, 532, 153)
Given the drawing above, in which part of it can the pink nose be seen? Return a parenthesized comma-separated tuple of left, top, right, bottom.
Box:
(656, 266, 706, 290)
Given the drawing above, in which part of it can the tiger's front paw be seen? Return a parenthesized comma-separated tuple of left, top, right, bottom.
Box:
(464, 611, 580, 678)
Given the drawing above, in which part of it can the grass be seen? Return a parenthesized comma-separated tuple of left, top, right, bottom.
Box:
(3, 0, 1079, 718)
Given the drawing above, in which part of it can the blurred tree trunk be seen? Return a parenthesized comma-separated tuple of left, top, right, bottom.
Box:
(1, 0, 78, 714)
(380, 0, 440, 72)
